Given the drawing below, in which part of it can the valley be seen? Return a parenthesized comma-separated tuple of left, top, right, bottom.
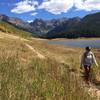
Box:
(0, 12, 100, 39)
(0, 11, 100, 100)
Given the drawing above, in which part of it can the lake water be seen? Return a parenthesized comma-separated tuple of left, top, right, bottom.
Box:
(48, 39, 100, 48)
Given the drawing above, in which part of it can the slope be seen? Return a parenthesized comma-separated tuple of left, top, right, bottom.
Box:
(0, 31, 100, 100)
(46, 12, 100, 38)
(0, 20, 32, 38)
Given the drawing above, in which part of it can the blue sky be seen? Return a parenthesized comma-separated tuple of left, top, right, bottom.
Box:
(0, 0, 100, 22)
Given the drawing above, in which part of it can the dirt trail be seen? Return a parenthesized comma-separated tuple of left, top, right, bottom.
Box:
(24, 43, 45, 59)
(88, 85, 100, 100)
(0, 32, 45, 59)
(79, 70, 100, 99)
(60, 61, 100, 99)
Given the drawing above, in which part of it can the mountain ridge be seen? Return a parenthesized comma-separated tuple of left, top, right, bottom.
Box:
(0, 12, 100, 38)
(45, 12, 100, 38)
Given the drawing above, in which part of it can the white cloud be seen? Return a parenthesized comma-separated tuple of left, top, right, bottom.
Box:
(11, 0, 100, 15)
(39, 0, 100, 14)
(38, 0, 74, 15)
(31, 12, 38, 16)
(75, 0, 100, 11)
(27, 20, 33, 23)
(11, 0, 38, 14)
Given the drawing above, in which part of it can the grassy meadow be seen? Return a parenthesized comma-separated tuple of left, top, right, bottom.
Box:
(0, 31, 100, 100)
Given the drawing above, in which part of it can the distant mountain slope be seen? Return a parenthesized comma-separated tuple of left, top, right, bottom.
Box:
(45, 17, 81, 38)
(30, 18, 68, 36)
(8, 17, 34, 33)
(77, 12, 100, 37)
(45, 12, 100, 38)
(0, 14, 35, 34)
(0, 20, 32, 38)
(30, 19, 52, 36)
(0, 12, 100, 39)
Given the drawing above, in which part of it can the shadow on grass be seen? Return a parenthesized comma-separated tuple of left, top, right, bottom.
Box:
(92, 80, 100, 87)
(91, 74, 100, 89)
(80, 70, 100, 89)
(90, 70, 100, 88)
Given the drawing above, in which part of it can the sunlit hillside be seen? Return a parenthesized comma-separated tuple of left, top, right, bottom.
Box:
(0, 21, 32, 38)
(0, 31, 100, 100)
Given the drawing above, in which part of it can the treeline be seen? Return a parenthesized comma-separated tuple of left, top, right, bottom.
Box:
(45, 12, 100, 39)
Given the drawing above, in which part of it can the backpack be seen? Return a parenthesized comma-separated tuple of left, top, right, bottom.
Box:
(83, 52, 93, 64)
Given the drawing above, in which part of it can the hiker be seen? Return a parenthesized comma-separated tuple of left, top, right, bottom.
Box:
(80, 46, 98, 84)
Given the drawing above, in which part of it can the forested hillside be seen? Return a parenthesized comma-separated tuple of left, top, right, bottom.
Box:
(45, 12, 100, 39)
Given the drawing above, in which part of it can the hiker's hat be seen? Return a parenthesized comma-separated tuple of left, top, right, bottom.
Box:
(85, 46, 91, 51)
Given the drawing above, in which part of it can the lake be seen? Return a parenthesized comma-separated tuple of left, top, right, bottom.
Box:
(48, 39, 100, 48)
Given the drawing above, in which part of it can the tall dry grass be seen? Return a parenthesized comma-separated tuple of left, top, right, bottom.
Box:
(0, 48, 94, 100)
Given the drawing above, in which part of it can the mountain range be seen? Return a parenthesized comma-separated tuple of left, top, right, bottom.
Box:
(0, 12, 100, 38)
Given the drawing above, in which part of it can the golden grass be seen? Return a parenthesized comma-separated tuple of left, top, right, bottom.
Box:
(0, 33, 99, 100)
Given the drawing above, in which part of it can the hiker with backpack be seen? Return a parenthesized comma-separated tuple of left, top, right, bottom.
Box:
(80, 46, 98, 85)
